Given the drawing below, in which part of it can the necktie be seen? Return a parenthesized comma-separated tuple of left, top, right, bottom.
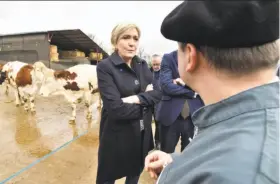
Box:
(181, 100, 190, 119)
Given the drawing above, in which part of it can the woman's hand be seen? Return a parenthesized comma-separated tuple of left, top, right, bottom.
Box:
(121, 84, 154, 104)
(174, 78, 186, 86)
(144, 150, 173, 179)
(122, 95, 140, 104)
(145, 84, 153, 92)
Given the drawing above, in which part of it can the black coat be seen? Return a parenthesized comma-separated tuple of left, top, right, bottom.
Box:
(96, 52, 161, 183)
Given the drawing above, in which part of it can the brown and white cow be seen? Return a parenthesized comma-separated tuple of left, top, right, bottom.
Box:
(33, 61, 100, 122)
(1, 61, 42, 112)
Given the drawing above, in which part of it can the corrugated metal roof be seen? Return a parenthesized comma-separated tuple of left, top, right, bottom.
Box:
(0, 31, 47, 37)
(0, 29, 109, 59)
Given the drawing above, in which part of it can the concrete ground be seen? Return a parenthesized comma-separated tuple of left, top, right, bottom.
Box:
(0, 86, 168, 184)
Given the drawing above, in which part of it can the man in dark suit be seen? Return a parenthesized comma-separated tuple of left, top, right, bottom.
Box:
(150, 54, 162, 150)
(156, 50, 204, 153)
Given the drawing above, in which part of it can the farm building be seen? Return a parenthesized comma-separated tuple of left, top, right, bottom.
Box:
(0, 29, 109, 69)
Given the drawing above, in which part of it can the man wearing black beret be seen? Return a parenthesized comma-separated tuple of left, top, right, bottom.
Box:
(145, 1, 279, 184)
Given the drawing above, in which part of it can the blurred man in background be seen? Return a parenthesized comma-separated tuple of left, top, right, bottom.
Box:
(156, 50, 204, 154)
(151, 54, 162, 149)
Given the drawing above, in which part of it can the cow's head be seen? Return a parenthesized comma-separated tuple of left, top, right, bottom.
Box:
(0, 64, 6, 85)
(0, 62, 12, 85)
(2, 62, 13, 72)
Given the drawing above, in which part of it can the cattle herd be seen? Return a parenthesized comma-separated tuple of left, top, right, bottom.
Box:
(0, 60, 101, 123)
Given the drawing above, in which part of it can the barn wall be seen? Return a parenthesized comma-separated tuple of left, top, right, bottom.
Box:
(0, 33, 50, 65)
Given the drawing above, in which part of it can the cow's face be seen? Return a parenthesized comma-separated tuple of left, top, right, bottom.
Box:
(0, 64, 5, 84)
(0, 63, 11, 85)
(39, 71, 63, 97)
(2, 62, 12, 72)
(0, 71, 6, 85)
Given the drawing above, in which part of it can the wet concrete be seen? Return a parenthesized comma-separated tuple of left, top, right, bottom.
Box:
(0, 86, 156, 184)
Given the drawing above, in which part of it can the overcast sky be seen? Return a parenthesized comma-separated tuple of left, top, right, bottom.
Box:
(0, 1, 182, 55)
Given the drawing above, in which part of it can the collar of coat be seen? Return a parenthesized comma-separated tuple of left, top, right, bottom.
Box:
(110, 51, 145, 66)
(192, 81, 279, 129)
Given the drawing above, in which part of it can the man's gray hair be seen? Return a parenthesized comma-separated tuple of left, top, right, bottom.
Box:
(180, 40, 279, 75)
(152, 54, 162, 58)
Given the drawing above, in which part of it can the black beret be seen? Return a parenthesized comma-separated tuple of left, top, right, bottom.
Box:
(161, 1, 279, 48)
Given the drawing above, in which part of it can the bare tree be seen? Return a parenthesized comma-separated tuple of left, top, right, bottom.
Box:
(87, 33, 96, 41)
(98, 41, 104, 48)
(87, 33, 110, 53)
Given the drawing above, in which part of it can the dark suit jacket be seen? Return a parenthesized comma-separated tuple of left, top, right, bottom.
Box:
(156, 50, 204, 126)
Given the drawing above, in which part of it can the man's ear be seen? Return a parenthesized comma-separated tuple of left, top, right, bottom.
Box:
(185, 43, 198, 72)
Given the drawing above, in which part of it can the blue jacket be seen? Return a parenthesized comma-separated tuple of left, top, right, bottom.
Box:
(156, 50, 204, 126)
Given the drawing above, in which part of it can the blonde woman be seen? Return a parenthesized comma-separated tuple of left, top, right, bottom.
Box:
(96, 23, 161, 184)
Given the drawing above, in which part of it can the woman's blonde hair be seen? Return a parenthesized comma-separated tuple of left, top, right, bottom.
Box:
(111, 22, 141, 51)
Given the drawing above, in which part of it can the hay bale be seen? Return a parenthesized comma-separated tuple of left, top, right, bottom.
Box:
(50, 53, 59, 62)
(77, 51, 85, 57)
(71, 50, 85, 57)
(60, 50, 85, 58)
(80, 52, 85, 57)
(60, 51, 71, 58)
(50, 45, 58, 54)
(89, 52, 103, 60)
(70, 51, 80, 57)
